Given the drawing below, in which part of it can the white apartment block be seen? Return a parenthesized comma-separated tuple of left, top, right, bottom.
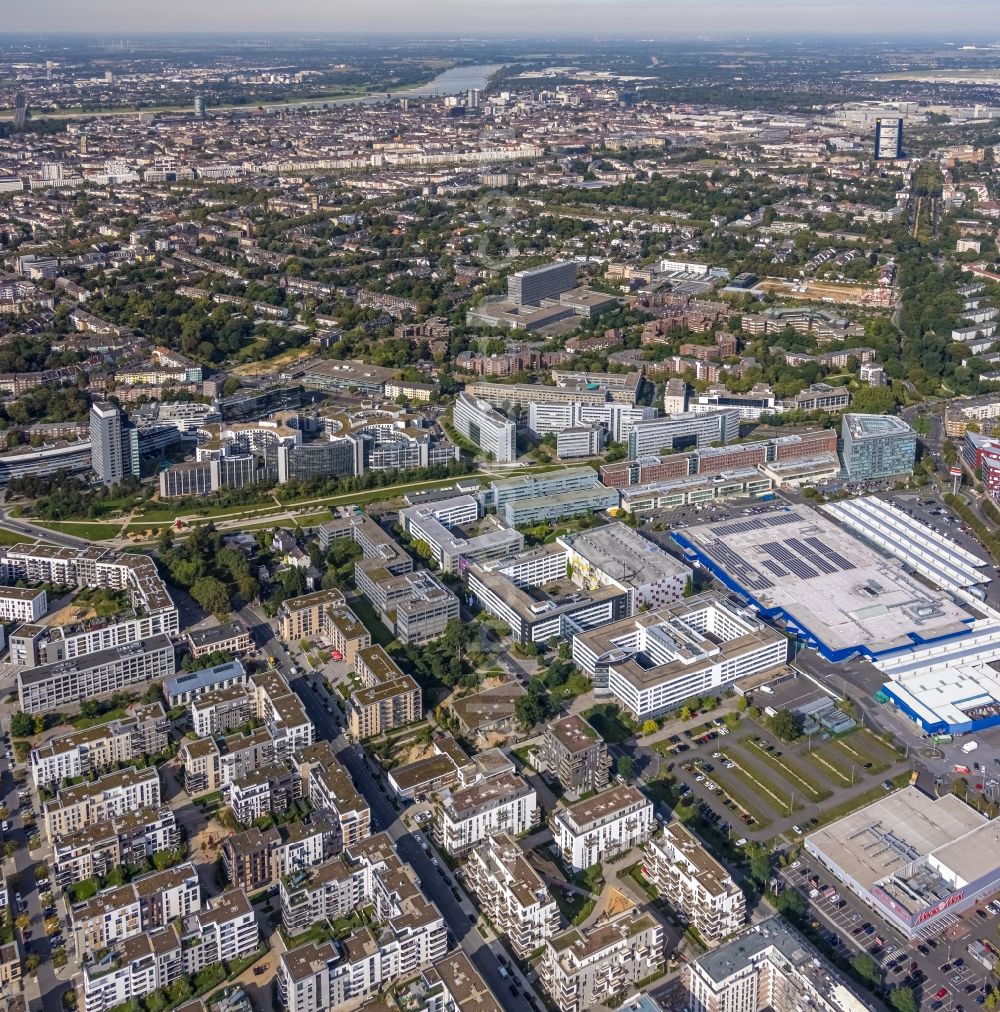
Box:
(296, 741, 371, 852)
(553, 784, 655, 871)
(278, 836, 447, 1012)
(453, 391, 516, 462)
(436, 769, 538, 856)
(30, 705, 168, 788)
(684, 917, 878, 1012)
(189, 685, 252, 739)
(0, 586, 46, 623)
(643, 823, 746, 943)
(70, 862, 201, 957)
(17, 635, 177, 715)
(82, 926, 184, 1012)
(528, 401, 656, 442)
(465, 832, 559, 957)
(43, 766, 161, 840)
(541, 907, 664, 1012)
(572, 593, 788, 720)
(183, 889, 259, 974)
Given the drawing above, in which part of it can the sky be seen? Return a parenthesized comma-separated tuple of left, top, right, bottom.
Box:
(2, 0, 997, 37)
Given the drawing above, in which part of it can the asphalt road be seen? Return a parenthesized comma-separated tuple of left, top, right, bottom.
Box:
(239, 605, 541, 1008)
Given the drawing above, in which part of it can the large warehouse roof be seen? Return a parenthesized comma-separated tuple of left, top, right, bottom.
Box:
(806, 789, 985, 891)
(673, 506, 973, 661)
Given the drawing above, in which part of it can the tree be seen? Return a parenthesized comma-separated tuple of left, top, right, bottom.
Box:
(850, 953, 881, 988)
(15, 913, 29, 933)
(9, 712, 34, 737)
(735, 695, 749, 712)
(767, 709, 802, 741)
(749, 846, 771, 886)
(24, 952, 40, 974)
(617, 755, 637, 782)
(191, 575, 231, 617)
(33, 715, 45, 735)
(889, 987, 918, 1012)
(641, 720, 658, 736)
(773, 888, 805, 918)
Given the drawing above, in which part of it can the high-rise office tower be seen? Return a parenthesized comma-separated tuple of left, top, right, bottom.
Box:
(90, 401, 139, 485)
(12, 92, 27, 130)
(507, 261, 578, 306)
(874, 117, 904, 160)
(194, 94, 206, 118)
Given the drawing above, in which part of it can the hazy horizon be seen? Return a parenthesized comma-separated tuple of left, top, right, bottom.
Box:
(3, 0, 999, 38)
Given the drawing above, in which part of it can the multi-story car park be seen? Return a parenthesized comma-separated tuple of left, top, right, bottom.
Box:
(642, 822, 746, 943)
(804, 787, 1000, 938)
(552, 784, 655, 871)
(572, 593, 788, 720)
(683, 916, 878, 1012)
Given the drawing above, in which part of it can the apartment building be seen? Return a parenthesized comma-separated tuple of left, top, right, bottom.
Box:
(0, 585, 46, 622)
(572, 594, 788, 720)
(453, 391, 516, 462)
(189, 685, 253, 738)
(541, 907, 664, 1012)
(553, 784, 656, 871)
(18, 634, 176, 715)
(44, 765, 161, 840)
(181, 726, 275, 795)
(186, 619, 252, 659)
(30, 702, 169, 788)
(82, 890, 259, 1012)
(643, 823, 746, 943)
(225, 763, 299, 825)
(278, 588, 347, 642)
(51, 806, 179, 890)
(405, 952, 504, 1012)
(683, 917, 878, 1012)
(165, 659, 248, 707)
(222, 811, 340, 893)
(465, 832, 559, 958)
(540, 714, 611, 795)
(436, 767, 537, 857)
(250, 668, 315, 757)
(278, 835, 447, 1012)
(70, 862, 201, 957)
(295, 741, 371, 853)
(349, 645, 422, 740)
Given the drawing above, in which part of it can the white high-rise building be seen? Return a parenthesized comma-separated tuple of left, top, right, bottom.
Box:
(453, 392, 516, 462)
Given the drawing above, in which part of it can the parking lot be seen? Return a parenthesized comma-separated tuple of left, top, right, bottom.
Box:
(656, 705, 912, 846)
(782, 861, 1000, 1010)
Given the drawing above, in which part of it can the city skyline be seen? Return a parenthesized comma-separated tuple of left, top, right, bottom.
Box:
(2, 0, 998, 36)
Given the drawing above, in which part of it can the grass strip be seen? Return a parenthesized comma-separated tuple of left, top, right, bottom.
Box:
(740, 739, 831, 801)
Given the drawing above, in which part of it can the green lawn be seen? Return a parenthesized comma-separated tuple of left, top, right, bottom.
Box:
(72, 707, 127, 730)
(0, 529, 34, 546)
(740, 739, 831, 802)
(346, 595, 394, 648)
(829, 734, 888, 774)
(812, 773, 913, 828)
(721, 748, 803, 816)
(800, 742, 856, 786)
(32, 520, 121, 541)
(583, 703, 634, 745)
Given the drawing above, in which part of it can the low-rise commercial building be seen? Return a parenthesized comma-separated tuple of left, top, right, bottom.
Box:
(553, 784, 655, 871)
(186, 620, 252, 659)
(165, 659, 248, 707)
(642, 823, 746, 943)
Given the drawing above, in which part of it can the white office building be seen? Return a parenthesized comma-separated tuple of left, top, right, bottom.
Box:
(453, 391, 516, 462)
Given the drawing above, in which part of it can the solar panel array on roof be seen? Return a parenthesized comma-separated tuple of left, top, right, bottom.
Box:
(711, 513, 801, 538)
(761, 541, 818, 580)
(702, 539, 773, 592)
(805, 535, 855, 572)
(787, 537, 839, 575)
(761, 560, 788, 578)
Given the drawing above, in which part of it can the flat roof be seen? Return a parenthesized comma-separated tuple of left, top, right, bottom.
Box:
(675, 506, 973, 659)
(806, 788, 985, 891)
(165, 659, 246, 698)
(559, 522, 689, 586)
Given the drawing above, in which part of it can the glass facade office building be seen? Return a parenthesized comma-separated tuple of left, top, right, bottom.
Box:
(841, 413, 916, 480)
